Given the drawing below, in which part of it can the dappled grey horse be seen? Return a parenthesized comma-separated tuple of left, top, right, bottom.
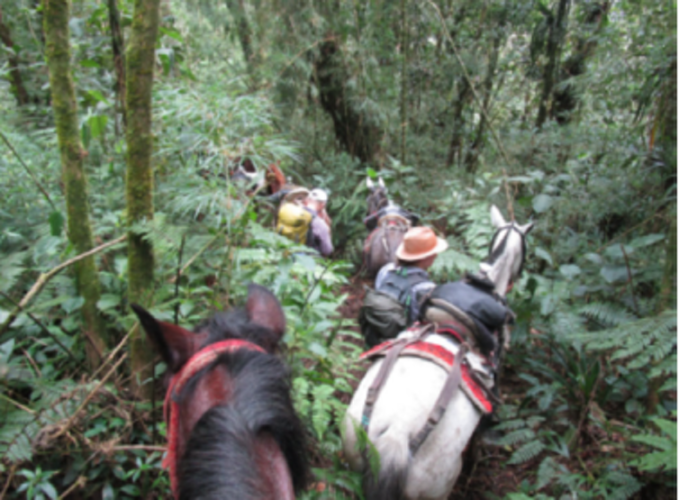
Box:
(363, 177, 411, 278)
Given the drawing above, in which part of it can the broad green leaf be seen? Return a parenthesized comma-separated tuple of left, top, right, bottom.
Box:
(600, 265, 630, 284)
(559, 264, 581, 280)
(48, 211, 64, 237)
(62, 296, 85, 314)
(88, 114, 108, 139)
(160, 26, 184, 42)
(532, 194, 554, 213)
(535, 247, 553, 266)
(85, 89, 110, 105)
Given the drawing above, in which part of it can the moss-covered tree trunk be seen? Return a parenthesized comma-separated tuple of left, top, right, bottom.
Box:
(125, 0, 160, 399)
(108, 0, 127, 129)
(43, 0, 108, 368)
(647, 63, 676, 413)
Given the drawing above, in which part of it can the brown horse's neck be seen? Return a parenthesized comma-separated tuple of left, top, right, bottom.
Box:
(254, 433, 296, 500)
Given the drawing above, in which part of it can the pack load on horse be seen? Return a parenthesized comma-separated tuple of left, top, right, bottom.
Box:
(359, 227, 448, 347)
(228, 157, 287, 197)
(343, 205, 533, 500)
(131, 284, 308, 499)
(275, 187, 334, 257)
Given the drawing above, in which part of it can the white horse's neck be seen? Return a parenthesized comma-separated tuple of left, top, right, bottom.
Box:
(479, 224, 526, 297)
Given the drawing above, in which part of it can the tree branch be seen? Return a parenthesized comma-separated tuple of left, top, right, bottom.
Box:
(0, 235, 127, 335)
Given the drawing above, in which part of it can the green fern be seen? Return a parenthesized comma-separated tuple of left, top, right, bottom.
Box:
(579, 302, 638, 328)
(571, 309, 676, 381)
(507, 439, 545, 465)
(630, 416, 677, 474)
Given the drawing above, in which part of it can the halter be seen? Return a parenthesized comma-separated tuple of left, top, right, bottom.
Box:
(163, 339, 266, 498)
(484, 223, 527, 278)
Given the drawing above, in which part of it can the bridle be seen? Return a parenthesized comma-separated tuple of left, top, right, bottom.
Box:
(484, 223, 527, 279)
(163, 339, 266, 498)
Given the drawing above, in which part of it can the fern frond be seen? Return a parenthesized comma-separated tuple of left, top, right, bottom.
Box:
(604, 470, 642, 500)
(497, 428, 536, 447)
(579, 302, 637, 327)
(507, 439, 544, 465)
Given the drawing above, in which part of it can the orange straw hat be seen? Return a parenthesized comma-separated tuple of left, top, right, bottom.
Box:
(395, 226, 449, 261)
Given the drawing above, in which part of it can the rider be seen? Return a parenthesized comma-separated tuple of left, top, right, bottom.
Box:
(309, 188, 332, 227)
(375, 226, 448, 326)
(302, 192, 334, 257)
(364, 202, 419, 232)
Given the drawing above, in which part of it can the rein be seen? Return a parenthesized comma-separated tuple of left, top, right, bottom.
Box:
(163, 339, 266, 498)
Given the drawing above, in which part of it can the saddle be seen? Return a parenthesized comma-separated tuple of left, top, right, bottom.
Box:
(359, 325, 496, 456)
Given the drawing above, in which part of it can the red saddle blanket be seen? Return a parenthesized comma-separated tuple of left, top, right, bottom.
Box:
(360, 330, 493, 414)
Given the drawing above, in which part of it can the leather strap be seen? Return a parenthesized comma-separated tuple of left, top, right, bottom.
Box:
(409, 343, 469, 456)
(361, 324, 433, 430)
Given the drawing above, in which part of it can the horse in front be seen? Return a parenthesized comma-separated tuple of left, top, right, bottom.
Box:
(363, 177, 419, 278)
(343, 205, 533, 500)
(132, 284, 308, 500)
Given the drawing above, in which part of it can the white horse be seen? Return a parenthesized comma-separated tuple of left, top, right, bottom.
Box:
(343, 205, 533, 500)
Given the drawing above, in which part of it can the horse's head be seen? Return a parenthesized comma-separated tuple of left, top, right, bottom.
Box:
(132, 284, 294, 493)
(479, 205, 533, 297)
(366, 177, 389, 216)
(132, 284, 285, 374)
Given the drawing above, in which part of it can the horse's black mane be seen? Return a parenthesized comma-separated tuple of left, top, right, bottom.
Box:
(194, 308, 279, 353)
(177, 310, 308, 499)
(485, 224, 527, 277)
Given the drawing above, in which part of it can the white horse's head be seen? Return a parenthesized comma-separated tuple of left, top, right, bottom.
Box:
(479, 205, 533, 297)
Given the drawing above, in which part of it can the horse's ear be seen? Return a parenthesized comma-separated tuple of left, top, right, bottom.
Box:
(130, 304, 206, 373)
(366, 177, 375, 190)
(246, 284, 286, 339)
(490, 205, 506, 228)
(517, 221, 534, 235)
(378, 177, 385, 188)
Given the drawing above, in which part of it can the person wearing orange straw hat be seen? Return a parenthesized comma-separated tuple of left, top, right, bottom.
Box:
(375, 226, 449, 327)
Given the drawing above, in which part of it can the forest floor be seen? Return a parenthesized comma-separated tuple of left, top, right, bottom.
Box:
(336, 276, 521, 500)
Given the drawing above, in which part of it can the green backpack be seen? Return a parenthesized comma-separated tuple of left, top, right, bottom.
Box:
(358, 288, 407, 348)
(359, 267, 431, 347)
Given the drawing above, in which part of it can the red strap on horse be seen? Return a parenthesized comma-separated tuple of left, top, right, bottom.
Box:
(163, 339, 266, 498)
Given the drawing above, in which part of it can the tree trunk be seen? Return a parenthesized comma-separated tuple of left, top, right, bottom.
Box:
(445, 78, 470, 168)
(315, 37, 382, 165)
(108, 0, 127, 129)
(125, 0, 160, 399)
(399, 0, 408, 165)
(552, 2, 609, 124)
(43, 0, 109, 369)
(464, 9, 505, 173)
(646, 63, 676, 414)
(0, 7, 31, 106)
(535, 0, 570, 129)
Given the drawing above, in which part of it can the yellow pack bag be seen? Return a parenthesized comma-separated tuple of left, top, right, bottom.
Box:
(276, 202, 313, 243)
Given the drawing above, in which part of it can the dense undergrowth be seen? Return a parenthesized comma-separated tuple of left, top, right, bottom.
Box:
(0, 0, 676, 498)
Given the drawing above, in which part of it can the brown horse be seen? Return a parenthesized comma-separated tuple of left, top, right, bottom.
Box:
(131, 284, 308, 499)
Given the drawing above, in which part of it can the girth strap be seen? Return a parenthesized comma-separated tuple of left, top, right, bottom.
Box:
(409, 342, 469, 456)
(361, 324, 433, 430)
